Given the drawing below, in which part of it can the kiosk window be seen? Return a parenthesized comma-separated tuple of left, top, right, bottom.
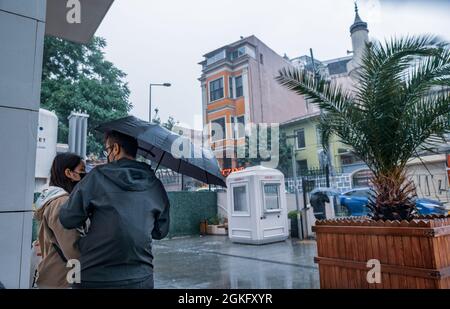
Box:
(263, 183, 280, 211)
(233, 185, 248, 213)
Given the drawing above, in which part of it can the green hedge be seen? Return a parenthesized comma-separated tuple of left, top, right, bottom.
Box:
(32, 191, 217, 241)
(167, 191, 217, 238)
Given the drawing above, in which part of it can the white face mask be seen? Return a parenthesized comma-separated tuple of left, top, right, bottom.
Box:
(107, 150, 113, 163)
(105, 145, 116, 163)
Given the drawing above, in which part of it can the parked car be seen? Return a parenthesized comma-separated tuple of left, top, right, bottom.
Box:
(339, 187, 448, 216)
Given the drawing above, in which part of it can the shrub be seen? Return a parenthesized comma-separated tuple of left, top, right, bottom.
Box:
(288, 210, 300, 220)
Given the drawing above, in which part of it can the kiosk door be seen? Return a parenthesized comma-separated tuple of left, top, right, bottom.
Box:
(229, 181, 253, 241)
(259, 181, 287, 241)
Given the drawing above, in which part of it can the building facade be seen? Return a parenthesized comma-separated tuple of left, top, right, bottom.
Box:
(280, 112, 363, 175)
(281, 5, 450, 203)
(199, 35, 309, 169)
(281, 4, 370, 176)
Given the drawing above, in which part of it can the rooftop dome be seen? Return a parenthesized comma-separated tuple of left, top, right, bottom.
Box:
(350, 2, 368, 34)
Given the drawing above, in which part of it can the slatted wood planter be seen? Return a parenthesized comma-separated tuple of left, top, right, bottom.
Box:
(312, 215, 450, 288)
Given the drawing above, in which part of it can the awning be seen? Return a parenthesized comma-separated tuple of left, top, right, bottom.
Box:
(45, 0, 114, 44)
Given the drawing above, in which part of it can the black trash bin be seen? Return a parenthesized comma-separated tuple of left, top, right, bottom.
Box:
(288, 211, 300, 238)
(290, 218, 299, 238)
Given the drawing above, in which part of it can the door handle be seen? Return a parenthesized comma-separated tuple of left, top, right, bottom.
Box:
(260, 216, 266, 220)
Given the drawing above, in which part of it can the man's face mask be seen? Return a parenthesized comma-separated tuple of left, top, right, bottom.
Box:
(104, 145, 115, 163)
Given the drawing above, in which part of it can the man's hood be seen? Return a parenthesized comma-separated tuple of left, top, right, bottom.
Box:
(96, 159, 158, 191)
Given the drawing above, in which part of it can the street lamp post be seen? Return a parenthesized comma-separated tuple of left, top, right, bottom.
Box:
(286, 134, 308, 239)
(149, 83, 171, 122)
(286, 134, 301, 210)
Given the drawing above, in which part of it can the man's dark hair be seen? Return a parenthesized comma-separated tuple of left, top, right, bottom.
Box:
(105, 130, 138, 158)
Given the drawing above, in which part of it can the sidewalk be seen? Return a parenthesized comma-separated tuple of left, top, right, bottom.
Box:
(153, 236, 319, 289)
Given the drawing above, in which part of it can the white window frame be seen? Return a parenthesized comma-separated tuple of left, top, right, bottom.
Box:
(231, 181, 251, 216)
(208, 76, 225, 103)
(229, 76, 234, 99)
(316, 125, 322, 147)
(230, 46, 247, 61)
(235, 115, 245, 139)
(209, 116, 227, 143)
(206, 50, 226, 66)
(261, 181, 282, 214)
(295, 128, 306, 149)
(231, 116, 236, 139)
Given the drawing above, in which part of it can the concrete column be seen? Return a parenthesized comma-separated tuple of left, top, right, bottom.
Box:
(201, 82, 207, 130)
(0, 0, 46, 288)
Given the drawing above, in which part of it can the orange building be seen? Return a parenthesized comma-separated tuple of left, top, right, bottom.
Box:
(199, 36, 310, 170)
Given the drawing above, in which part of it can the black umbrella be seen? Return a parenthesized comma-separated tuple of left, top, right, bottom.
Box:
(96, 116, 226, 187)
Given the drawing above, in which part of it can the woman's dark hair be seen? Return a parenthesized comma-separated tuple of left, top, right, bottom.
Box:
(49, 153, 83, 193)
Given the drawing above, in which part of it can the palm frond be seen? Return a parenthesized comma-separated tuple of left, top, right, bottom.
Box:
(276, 68, 360, 115)
(277, 35, 450, 221)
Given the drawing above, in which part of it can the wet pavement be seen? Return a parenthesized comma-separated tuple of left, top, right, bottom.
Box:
(153, 236, 319, 289)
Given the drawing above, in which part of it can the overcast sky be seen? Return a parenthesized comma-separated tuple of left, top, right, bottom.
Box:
(95, 0, 450, 130)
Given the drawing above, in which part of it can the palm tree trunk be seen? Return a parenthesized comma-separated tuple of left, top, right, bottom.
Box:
(369, 167, 418, 221)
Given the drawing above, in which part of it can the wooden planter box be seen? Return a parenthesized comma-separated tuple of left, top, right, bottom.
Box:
(207, 224, 227, 235)
(313, 216, 450, 288)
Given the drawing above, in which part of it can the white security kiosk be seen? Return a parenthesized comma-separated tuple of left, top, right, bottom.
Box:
(226, 166, 289, 244)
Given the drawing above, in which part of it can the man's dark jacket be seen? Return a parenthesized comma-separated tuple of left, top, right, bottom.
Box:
(59, 158, 170, 283)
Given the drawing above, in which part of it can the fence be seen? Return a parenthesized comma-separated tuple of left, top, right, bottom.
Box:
(286, 168, 450, 206)
(285, 166, 352, 194)
(156, 169, 205, 192)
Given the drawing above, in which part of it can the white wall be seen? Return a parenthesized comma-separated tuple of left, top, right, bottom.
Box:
(217, 191, 228, 219)
(407, 160, 450, 204)
(286, 193, 306, 213)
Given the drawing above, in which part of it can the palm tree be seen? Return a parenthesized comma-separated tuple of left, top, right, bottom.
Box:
(277, 35, 450, 221)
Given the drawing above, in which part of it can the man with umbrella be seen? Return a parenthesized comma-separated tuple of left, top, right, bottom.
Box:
(59, 130, 170, 289)
(309, 190, 330, 220)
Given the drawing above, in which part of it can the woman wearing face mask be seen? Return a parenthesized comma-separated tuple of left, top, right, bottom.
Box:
(34, 153, 86, 288)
